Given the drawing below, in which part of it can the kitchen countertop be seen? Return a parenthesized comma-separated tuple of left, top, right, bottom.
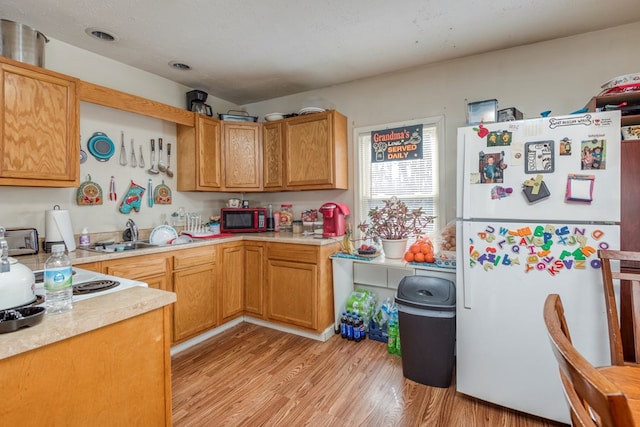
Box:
(18, 232, 341, 270)
(0, 286, 176, 360)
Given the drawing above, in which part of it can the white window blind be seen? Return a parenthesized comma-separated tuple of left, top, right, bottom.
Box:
(355, 116, 444, 241)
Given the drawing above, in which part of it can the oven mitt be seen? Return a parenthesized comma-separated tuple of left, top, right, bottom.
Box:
(119, 181, 145, 214)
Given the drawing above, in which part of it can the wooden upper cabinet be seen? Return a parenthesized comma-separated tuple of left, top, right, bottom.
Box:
(0, 58, 79, 187)
(262, 121, 283, 190)
(283, 110, 348, 190)
(177, 115, 222, 191)
(222, 121, 262, 191)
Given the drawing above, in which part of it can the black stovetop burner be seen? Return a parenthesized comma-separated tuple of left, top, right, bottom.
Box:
(73, 280, 120, 295)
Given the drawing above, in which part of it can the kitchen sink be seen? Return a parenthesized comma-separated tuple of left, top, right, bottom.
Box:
(84, 240, 159, 253)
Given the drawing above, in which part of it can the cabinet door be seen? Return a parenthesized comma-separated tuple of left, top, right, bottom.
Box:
(266, 259, 317, 329)
(177, 115, 221, 191)
(283, 110, 347, 190)
(262, 121, 283, 190)
(173, 263, 217, 342)
(220, 242, 245, 321)
(0, 61, 79, 187)
(244, 243, 264, 316)
(222, 122, 262, 191)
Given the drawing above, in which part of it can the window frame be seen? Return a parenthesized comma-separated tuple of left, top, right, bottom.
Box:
(352, 115, 446, 241)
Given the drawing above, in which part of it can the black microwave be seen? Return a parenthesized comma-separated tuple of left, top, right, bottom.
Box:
(220, 208, 267, 233)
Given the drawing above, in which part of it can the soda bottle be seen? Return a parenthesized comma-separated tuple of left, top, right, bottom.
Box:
(340, 312, 348, 339)
(354, 315, 362, 342)
(360, 317, 367, 341)
(44, 244, 73, 314)
(346, 311, 354, 341)
(387, 320, 397, 354)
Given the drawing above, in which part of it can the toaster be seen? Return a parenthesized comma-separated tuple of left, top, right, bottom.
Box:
(5, 228, 39, 256)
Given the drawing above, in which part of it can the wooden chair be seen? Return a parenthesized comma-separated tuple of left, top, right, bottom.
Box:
(598, 249, 640, 365)
(543, 294, 637, 426)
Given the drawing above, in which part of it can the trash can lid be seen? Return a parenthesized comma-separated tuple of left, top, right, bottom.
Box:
(395, 275, 455, 309)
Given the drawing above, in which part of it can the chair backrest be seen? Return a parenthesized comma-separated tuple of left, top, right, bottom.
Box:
(598, 249, 640, 365)
(543, 294, 635, 427)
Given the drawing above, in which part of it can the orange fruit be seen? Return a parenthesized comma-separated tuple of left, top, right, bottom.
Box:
(409, 244, 422, 254)
(414, 252, 425, 263)
(424, 253, 435, 263)
(421, 245, 433, 255)
(404, 252, 415, 262)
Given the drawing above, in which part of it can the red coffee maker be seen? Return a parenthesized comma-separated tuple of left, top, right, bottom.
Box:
(319, 202, 350, 238)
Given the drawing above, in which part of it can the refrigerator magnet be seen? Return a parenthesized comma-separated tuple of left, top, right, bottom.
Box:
(525, 141, 554, 173)
(565, 174, 595, 203)
(523, 175, 551, 203)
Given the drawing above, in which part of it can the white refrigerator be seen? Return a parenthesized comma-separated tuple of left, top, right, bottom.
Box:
(455, 111, 621, 423)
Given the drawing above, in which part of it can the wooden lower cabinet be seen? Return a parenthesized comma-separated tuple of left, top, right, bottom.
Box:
(73, 240, 337, 340)
(219, 242, 245, 322)
(1, 307, 172, 426)
(172, 247, 217, 343)
(244, 242, 265, 317)
(265, 242, 338, 332)
(102, 254, 169, 291)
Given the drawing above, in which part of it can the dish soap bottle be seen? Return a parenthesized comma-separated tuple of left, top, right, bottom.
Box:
(79, 227, 90, 248)
(44, 244, 73, 314)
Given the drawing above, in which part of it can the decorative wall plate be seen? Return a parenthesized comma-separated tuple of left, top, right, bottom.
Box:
(76, 175, 103, 205)
(154, 180, 172, 205)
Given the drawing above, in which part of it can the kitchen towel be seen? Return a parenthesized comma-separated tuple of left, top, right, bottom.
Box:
(45, 206, 76, 251)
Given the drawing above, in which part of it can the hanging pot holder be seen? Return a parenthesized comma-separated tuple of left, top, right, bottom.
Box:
(119, 180, 145, 214)
(154, 180, 172, 205)
(76, 175, 103, 205)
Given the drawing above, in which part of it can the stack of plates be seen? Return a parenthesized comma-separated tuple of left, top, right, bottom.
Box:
(264, 112, 284, 122)
(298, 107, 325, 115)
(149, 225, 178, 245)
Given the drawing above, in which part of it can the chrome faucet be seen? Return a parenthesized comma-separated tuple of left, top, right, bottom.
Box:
(125, 219, 138, 242)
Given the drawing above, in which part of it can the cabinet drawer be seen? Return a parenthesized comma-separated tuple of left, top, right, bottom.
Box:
(173, 247, 216, 270)
(354, 264, 388, 287)
(104, 256, 168, 279)
(267, 243, 317, 263)
(354, 264, 414, 289)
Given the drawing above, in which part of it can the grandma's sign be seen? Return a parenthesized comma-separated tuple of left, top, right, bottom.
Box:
(371, 125, 423, 163)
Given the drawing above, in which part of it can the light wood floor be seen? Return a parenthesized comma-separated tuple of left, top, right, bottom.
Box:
(172, 323, 567, 426)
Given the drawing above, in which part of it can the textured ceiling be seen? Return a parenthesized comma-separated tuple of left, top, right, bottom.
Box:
(2, 0, 640, 104)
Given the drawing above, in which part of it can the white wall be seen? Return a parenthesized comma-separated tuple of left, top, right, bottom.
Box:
(244, 21, 640, 224)
(0, 23, 638, 239)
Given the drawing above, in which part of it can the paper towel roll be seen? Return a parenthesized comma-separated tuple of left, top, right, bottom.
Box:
(45, 207, 76, 251)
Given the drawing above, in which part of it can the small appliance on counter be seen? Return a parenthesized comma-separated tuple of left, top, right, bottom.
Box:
(319, 202, 350, 238)
(220, 207, 266, 233)
(0, 227, 36, 311)
(186, 89, 213, 117)
(3, 228, 38, 256)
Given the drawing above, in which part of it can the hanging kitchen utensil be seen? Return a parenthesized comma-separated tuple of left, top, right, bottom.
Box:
(118, 181, 145, 214)
(79, 135, 87, 164)
(148, 139, 159, 175)
(138, 145, 145, 168)
(148, 178, 154, 208)
(130, 138, 137, 167)
(109, 176, 117, 201)
(154, 180, 172, 205)
(158, 138, 167, 173)
(119, 131, 127, 166)
(76, 175, 103, 206)
(166, 143, 174, 178)
(87, 132, 115, 162)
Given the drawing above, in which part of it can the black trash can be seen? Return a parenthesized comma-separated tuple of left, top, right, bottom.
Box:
(395, 275, 456, 388)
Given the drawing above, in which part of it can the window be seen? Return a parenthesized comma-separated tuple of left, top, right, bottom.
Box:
(354, 116, 444, 241)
